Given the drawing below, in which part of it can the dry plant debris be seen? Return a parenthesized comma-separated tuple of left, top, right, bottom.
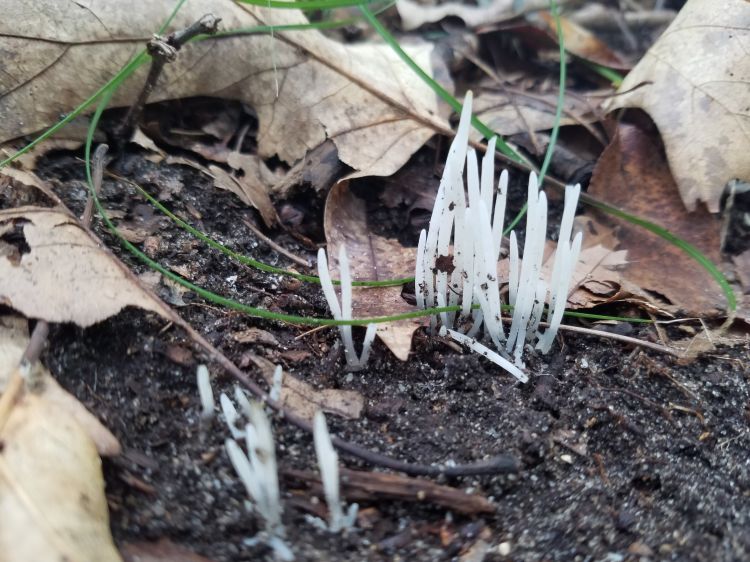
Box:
(0, 318, 120, 561)
(604, 0, 750, 212)
(0, 207, 168, 326)
(588, 123, 726, 316)
(0, 0, 748, 560)
(0, 0, 447, 179)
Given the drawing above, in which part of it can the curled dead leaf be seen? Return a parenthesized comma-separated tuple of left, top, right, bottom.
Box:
(0, 207, 169, 326)
(604, 0, 750, 212)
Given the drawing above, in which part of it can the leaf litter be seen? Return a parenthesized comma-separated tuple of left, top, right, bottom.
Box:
(0, 316, 121, 561)
(1, 0, 750, 560)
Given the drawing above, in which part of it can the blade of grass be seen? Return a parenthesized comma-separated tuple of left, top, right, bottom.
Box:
(358, 5, 527, 165)
(581, 60, 624, 87)
(502, 0, 566, 236)
(121, 174, 413, 287)
(537, 0, 565, 186)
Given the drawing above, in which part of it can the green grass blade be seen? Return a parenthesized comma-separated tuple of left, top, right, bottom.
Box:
(127, 178, 413, 287)
(582, 60, 624, 87)
(537, 0, 565, 185)
(358, 5, 527, 165)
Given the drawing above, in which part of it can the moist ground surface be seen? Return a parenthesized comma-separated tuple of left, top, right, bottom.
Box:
(14, 145, 750, 562)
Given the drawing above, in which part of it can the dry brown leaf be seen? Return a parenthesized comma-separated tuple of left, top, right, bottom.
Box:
(0, 393, 121, 562)
(324, 182, 419, 361)
(0, 207, 168, 326)
(226, 151, 283, 187)
(536, 11, 630, 69)
(588, 123, 726, 316)
(555, 244, 629, 310)
(0, 167, 61, 204)
(231, 327, 280, 347)
(470, 91, 597, 143)
(249, 354, 363, 421)
(208, 165, 277, 227)
(603, 0, 750, 212)
(0, 316, 121, 457)
(0, 0, 448, 180)
(2, 139, 84, 171)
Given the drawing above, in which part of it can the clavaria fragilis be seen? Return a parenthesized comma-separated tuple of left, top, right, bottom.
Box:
(416, 91, 583, 377)
(313, 410, 358, 533)
(317, 246, 377, 371)
(222, 391, 292, 560)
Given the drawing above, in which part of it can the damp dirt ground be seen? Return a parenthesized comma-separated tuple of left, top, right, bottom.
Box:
(13, 143, 750, 562)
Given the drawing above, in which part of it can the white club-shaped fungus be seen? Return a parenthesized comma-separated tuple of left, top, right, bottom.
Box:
(313, 410, 358, 533)
(224, 397, 291, 559)
(317, 246, 377, 371)
(415, 91, 583, 378)
(196, 364, 214, 421)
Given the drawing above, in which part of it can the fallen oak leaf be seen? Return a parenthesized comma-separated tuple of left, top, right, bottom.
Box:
(0, 392, 121, 562)
(603, 0, 750, 212)
(1, 0, 448, 180)
(0, 207, 170, 326)
(588, 123, 726, 316)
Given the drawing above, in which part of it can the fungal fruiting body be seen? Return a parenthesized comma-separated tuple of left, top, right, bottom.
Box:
(317, 246, 376, 371)
(416, 91, 582, 378)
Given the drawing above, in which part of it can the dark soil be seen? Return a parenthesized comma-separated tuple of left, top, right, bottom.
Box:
(18, 142, 750, 562)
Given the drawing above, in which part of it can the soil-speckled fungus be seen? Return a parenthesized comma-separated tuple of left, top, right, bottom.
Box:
(416, 91, 582, 377)
(196, 364, 214, 420)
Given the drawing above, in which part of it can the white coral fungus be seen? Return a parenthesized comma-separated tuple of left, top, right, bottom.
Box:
(317, 245, 377, 371)
(416, 91, 582, 378)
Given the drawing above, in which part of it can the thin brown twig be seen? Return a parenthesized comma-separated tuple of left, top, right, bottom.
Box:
(115, 14, 221, 143)
(82, 144, 108, 225)
(241, 216, 311, 268)
(0, 321, 49, 432)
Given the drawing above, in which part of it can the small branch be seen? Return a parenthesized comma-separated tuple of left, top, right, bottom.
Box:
(82, 144, 108, 226)
(0, 321, 49, 432)
(283, 467, 496, 515)
(115, 14, 221, 143)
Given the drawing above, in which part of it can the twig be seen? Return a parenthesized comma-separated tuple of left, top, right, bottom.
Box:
(82, 144, 109, 225)
(283, 467, 496, 515)
(0, 321, 49, 432)
(241, 216, 311, 268)
(550, 321, 679, 357)
(115, 14, 221, 143)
